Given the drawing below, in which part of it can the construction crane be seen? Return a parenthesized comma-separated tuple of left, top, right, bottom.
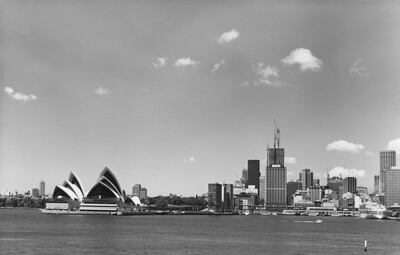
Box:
(273, 118, 280, 149)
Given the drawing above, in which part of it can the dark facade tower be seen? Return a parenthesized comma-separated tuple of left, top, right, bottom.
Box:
(374, 175, 379, 194)
(40, 180, 45, 196)
(248, 160, 260, 195)
(287, 181, 302, 206)
(299, 169, 313, 189)
(265, 124, 287, 207)
(207, 183, 222, 212)
(343, 177, 357, 194)
(380, 151, 396, 194)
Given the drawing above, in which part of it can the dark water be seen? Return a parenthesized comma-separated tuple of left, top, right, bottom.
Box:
(1, 208, 400, 255)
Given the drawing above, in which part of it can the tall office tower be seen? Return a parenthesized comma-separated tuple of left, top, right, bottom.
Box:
(384, 168, 400, 207)
(248, 160, 260, 195)
(343, 177, 357, 194)
(287, 181, 302, 206)
(374, 175, 379, 194)
(207, 183, 222, 212)
(32, 188, 40, 197)
(40, 180, 45, 196)
(327, 174, 343, 200)
(265, 124, 287, 206)
(380, 150, 396, 194)
(259, 176, 266, 205)
(241, 169, 248, 187)
(139, 187, 147, 200)
(132, 184, 141, 196)
(222, 184, 234, 212)
(299, 169, 313, 189)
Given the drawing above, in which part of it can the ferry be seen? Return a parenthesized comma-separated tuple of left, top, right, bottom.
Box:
(359, 202, 386, 220)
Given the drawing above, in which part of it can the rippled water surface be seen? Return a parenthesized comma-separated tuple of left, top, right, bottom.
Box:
(1, 208, 400, 255)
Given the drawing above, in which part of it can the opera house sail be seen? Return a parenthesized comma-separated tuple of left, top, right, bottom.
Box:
(44, 167, 142, 214)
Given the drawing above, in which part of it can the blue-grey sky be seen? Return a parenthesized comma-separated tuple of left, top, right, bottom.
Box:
(1, 0, 400, 196)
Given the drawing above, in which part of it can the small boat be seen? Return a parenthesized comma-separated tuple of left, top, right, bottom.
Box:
(314, 219, 323, 223)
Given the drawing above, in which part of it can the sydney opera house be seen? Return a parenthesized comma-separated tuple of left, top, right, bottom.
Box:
(46, 167, 143, 214)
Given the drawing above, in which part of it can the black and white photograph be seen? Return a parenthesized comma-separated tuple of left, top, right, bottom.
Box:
(1, 0, 400, 254)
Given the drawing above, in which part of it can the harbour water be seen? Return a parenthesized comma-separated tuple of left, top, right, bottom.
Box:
(1, 208, 400, 255)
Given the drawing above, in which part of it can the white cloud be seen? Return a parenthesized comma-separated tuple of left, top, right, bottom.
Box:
(153, 57, 167, 68)
(254, 63, 280, 86)
(350, 59, 368, 76)
(217, 29, 239, 44)
(329, 166, 366, 178)
(184, 156, 197, 163)
(285, 156, 297, 164)
(4, 86, 37, 102)
(282, 48, 323, 71)
(211, 60, 226, 72)
(174, 57, 199, 68)
(387, 138, 400, 154)
(326, 140, 364, 153)
(365, 151, 374, 156)
(94, 86, 111, 96)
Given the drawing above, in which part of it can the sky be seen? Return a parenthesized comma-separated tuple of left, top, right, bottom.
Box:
(1, 0, 400, 196)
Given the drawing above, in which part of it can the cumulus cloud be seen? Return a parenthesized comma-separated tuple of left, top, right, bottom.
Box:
(4, 86, 37, 102)
(211, 60, 226, 72)
(365, 151, 374, 156)
(153, 57, 167, 68)
(282, 48, 323, 71)
(329, 166, 366, 178)
(217, 29, 239, 44)
(326, 140, 364, 153)
(350, 59, 368, 76)
(387, 138, 400, 154)
(174, 57, 199, 68)
(94, 86, 111, 96)
(285, 156, 297, 164)
(254, 63, 280, 86)
(184, 156, 197, 163)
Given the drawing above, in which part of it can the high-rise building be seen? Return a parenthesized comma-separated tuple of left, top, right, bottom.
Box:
(132, 184, 141, 196)
(222, 184, 234, 212)
(343, 177, 357, 194)
(384, 168, 400, 207)
(259, 176, 266, 205)
(380, 150, 396, 194)
(208, 183, 222, 212)
(374, 175, 379, 194)
(139, 187, 147, 200)
(248, 160, 260, 195)
(299, 169, 313, 189)
(241, 169, 248, 187)
(265, 125, 287, 206)
(287, 181, 302, 206)
(32, 188, 40, 197)
(40, 180, 45, 196)
(313, 179, 320, 187)
(327, 175, 343, 200)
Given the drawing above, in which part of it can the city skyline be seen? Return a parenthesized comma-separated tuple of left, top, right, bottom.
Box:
(1, 1, 400, 196)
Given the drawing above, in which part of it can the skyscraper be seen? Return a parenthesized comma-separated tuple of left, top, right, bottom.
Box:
(259, 175, 266, 205)
(374, 175, 379, 194)
(384, 168, 400, 207)
(222, 184, 234, 212)
(287, 181, 302, 206)
(265, 124, 287, 207)
(241, 169, 248, 187)
(207, 183, 222, 212)
(299, 169, 313, 189)
(343, 177, 357, 194)
(132, 184, 141, 196)
(380, 150, 396, 194)
(40, 180, 45, 196)
(247, 160, 260, 195)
